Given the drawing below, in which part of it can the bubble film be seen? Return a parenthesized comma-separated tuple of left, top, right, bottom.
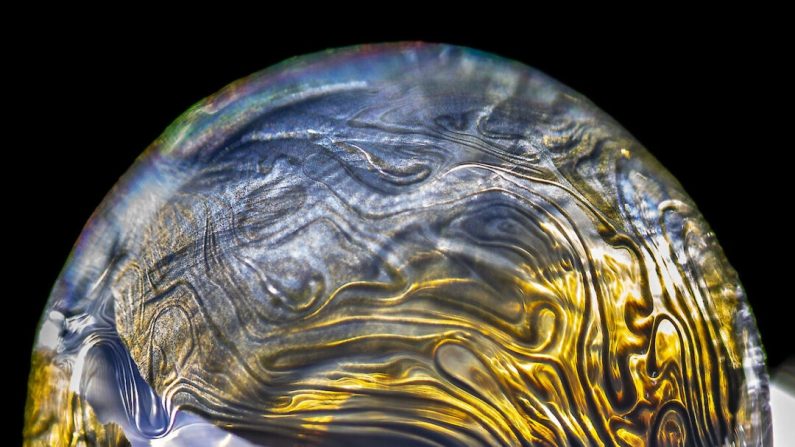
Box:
(24, 43, 771, 446)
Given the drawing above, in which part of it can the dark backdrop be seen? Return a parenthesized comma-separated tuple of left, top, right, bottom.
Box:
(12, 19, 786, 442)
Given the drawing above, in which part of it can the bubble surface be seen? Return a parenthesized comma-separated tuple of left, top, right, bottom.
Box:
(24, 43, 771, 446)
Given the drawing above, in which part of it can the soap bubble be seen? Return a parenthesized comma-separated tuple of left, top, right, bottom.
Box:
(24, 43, 770, 446)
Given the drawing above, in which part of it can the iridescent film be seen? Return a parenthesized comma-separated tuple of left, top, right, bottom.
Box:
(25, 43, 771, 446)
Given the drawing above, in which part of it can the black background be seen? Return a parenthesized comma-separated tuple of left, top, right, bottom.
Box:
(11, 18, 788, 442)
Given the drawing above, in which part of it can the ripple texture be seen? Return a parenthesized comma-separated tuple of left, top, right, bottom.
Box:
(24, 43, 771, 446)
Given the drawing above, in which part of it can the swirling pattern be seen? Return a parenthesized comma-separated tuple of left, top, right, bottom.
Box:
(25, 43, 770, 446)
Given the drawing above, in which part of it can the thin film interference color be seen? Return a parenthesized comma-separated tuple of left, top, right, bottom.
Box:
(24, 43, 771, 446)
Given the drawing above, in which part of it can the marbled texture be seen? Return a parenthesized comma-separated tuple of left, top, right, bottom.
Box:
(24, 43, 770, 446)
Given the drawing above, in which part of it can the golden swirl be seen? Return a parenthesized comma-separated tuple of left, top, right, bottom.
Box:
(25, 43, 769, 446)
